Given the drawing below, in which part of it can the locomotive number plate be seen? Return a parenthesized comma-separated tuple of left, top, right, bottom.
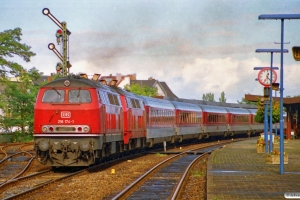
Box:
(58, 120, 75, 124)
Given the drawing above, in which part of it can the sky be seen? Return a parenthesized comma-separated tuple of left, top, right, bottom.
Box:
(1, 0, 300, 103)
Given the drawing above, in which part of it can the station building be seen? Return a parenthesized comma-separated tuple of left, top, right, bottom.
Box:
(245, 94, 300, 139)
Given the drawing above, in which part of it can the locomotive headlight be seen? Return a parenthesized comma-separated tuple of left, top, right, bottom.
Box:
(38, 140, 49, 151)
(79, 141, 90, 152)
(42, 126, 48, 132)
(83, 126, 90, 132)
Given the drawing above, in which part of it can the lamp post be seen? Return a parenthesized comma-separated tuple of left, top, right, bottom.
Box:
(258, 14, 300, 174)
(255, 49, 288, 154)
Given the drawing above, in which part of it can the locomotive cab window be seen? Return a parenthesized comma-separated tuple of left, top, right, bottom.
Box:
(42, 89, 65, 103)
(68, 90, 91, 103)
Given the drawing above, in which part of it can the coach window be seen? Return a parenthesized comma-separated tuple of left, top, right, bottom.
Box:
(130, 99, 136, 108)
(152, 110, 156, 124)
(108, 93, 115, 105)
(113, 95, 120, 106)
(42, 89, 65, 103)
(133, 99, 140, 108)
(126, 97, 132, 108)
(136, 99, 141, 108)
(139, 100, 144, 108)
(133, 99, 138, 108)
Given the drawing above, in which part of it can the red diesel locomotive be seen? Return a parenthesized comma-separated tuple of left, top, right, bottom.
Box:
(34, 75, 266, 167)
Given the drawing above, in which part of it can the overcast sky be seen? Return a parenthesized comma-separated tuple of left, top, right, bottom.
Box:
(2, 0, 300, 103)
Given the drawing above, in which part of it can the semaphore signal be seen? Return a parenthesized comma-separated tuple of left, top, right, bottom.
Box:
(42, 8, 72, 77)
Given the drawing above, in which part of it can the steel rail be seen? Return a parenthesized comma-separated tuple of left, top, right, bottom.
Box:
(2, 149, 145, 199)
(2, 169, 85, 200)
(0, 151, 34, 186)
(0, 145, 8, 163)
(171, 152, 208, 200)
(112, 141, 232, 200)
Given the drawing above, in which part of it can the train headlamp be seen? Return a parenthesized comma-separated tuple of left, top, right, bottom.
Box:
(83, 126, 90, 132)
(42, 126, 48, 133)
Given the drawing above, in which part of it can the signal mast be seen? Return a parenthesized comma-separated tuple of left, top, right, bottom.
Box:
(42, 8, 72, 77)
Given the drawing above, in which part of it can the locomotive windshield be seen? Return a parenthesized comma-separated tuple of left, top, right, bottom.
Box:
(69, 89, 91, 103)
(42, 89, 65, 103)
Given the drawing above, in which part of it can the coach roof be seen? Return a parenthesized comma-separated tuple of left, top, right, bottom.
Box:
(171, 101, 202, 112)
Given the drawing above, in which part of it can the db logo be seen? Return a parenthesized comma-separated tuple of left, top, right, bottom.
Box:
(61, 111, 71, 118)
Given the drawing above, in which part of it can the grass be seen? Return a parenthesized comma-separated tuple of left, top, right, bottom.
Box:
(190, 169, 206, 177)
(155, 153, 167, 157)
(13, 132, 33, 142)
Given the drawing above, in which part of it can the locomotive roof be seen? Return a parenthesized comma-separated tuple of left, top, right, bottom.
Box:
(110, 86, 142, 99)
(41, 76, 118, 93)
(171, 101, 202, 112)
(225, 107, 250, 114)
(139, 96, 175, 110)
(198, 104, 228, 113)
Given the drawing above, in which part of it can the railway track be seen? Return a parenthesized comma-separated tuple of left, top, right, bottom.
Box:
(1, 168, 84, 200)
(0, 142, 34, 162)
(0, 143, 35, 185)
(1, 147, 149, 199)
(111, 140, 234, 200)
(1, 138, 243, 199)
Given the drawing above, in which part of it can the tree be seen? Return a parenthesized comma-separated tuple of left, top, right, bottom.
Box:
(219, 91, 226, 103)
(0, 28, 36, 76)
(124, 83, 158, 97)
(0, 68, 43, 141)
(237, 97, 256, 105)
(202, 93, 215, 101)
(254, 99, 280, 123)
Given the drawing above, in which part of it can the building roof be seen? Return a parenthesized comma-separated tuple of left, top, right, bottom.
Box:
(157, 81, 178, 98)
(131, 79, 157, 88)
(245, 94, 300, 109)
(131, 79, 178, 98)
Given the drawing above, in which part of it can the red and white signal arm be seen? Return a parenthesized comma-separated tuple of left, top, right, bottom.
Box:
(257, 68, 277, 87)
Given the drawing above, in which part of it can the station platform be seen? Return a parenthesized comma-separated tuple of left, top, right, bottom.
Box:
(207, 137, 300, 199)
